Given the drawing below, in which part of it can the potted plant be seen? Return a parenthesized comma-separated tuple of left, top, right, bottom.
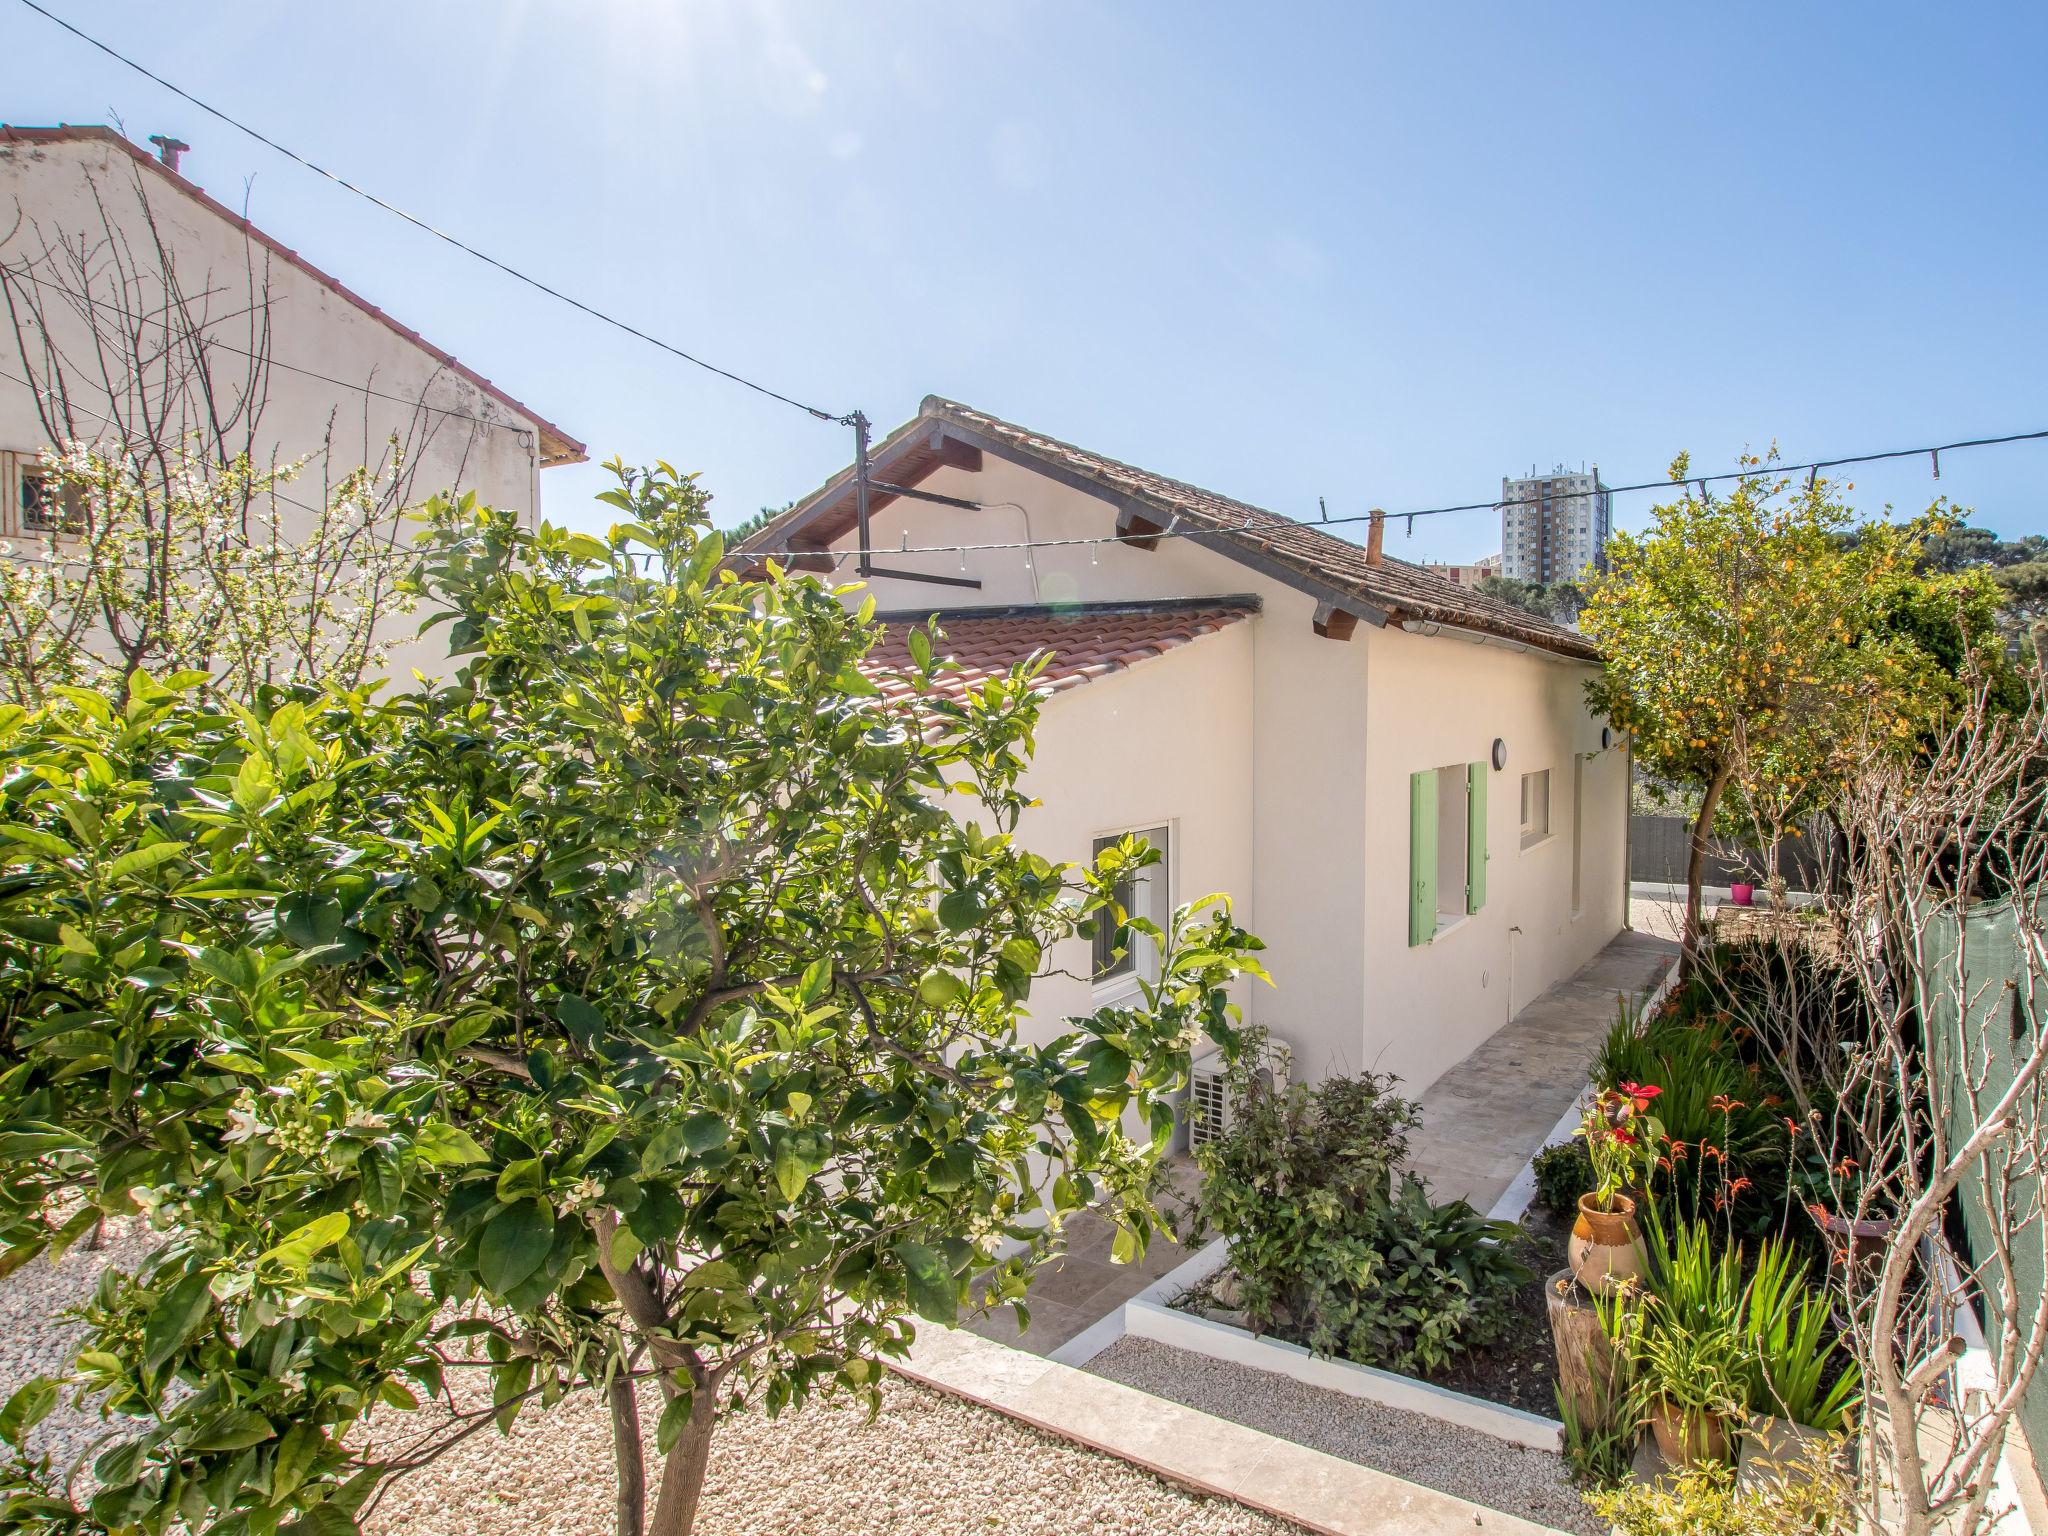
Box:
(1569, 1081, 1662, 1295)
(1639, 1320, 1744, 1467)
(1792, 1148, 1894, 1280)
(1736, 1240, 1860, 1485)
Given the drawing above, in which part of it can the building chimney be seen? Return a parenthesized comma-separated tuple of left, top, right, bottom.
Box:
(148, 135, 189, 174)
(1365, 508, 1385, 566)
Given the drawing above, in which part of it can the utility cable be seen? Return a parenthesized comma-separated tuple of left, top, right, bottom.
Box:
(14, 0, 849, 424)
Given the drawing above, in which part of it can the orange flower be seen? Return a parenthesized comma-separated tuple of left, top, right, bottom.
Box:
(1710, 1094, 1745, 1114)
(1726, 1176, 1753, 1199)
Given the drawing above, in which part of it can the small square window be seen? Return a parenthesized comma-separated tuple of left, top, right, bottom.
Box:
(17, 461, 86, 537)
(1520, 769, 1551, 849)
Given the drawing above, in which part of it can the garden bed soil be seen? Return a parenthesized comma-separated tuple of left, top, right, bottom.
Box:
(1172, 1204, 1573, 1419)
(1427, 1202, 1572, 1416)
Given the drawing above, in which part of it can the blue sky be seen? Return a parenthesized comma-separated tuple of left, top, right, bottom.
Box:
(5, 1, 2045, 557)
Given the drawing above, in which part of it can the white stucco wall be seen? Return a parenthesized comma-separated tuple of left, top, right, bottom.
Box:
(1006, 621, 1256, 1050)
(0, 134, 560, 680)
(780, 427, 1626, 1096)
(1357, 621, 1627, 1094)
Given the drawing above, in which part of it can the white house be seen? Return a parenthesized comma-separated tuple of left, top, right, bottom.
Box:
(0, 124, 584, 677)
(736, 398, 1630, 1099)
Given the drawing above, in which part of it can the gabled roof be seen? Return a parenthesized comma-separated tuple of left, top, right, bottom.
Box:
(0, 125, 585, 467)
(738, 396, 1598, 662)
(860, 596, 1258, 704)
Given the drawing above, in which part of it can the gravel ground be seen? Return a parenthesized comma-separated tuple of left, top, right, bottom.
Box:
(0, 1226, 1301, 1535)
(1087, 1336, 1601, 1536)
(365, 1373, 1305, 1536)
(0, 1216, 158, 1481)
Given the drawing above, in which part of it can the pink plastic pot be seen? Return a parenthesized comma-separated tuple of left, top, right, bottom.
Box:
(1730, 882, 1755, 906)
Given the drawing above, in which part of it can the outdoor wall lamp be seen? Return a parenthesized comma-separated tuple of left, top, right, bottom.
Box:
(1490, 737, 1507, 771)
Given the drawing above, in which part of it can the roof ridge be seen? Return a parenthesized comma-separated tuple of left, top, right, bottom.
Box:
(755, 396, 1597, 662)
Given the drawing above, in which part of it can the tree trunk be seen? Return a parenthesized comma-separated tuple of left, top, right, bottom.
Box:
(1546, 1268, 1613, 1431)
(608, 1370, 646, 1536)
(647, 1382, 717, 1536)
(1683, 763, 1733, 977)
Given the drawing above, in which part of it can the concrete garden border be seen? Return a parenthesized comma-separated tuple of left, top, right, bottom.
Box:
(1055, 953, 1687, 1451)
(1062, 1229, 1567, 1451)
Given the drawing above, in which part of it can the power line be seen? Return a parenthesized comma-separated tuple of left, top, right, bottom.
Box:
(751, 424, 2048, 564)
(7, 267, 540, 440)
(14, 0, 849, 425)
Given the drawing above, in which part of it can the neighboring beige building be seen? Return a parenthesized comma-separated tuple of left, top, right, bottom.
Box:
(0, 124, 584, 677)
(1422, 555, 1501, 588)
(737, 398, 1630, 1099)
(1500, 466, 1612, 584)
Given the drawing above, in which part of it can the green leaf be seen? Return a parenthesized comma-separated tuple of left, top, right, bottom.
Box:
(896, 1242, 958, 1323)
(260, 1212, 350, 1273)
(655, 1383, 697, 1455)
(271, 1421, 325, 1500)
(773, 1139, 809, 1203)
(495, 1158, 545, 1202)
(1110, 1223, 1139, 1265)
(233, 755, 276, 812)
(278, 892, 344, 948)
(414, 1124, 489, 1165)
(796, 958, 833, 1005)
(0, 822, 75, 861)
(187, 1407, 277, 1452)
(0, 1378, 57, 1447)
(477, 1200, 555, 1296)
(908, 627, 933, 672)
(143, 1270, 213, 1374)
(679, 1111, 729, 1155)
(556, 993, 606, 1044)
(106, 841, 188, 881)
(937, 890, 983, 932)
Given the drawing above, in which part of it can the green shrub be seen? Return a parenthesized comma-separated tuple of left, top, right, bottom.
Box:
(1533, 1137, 1595, 1218)
(1586, 1443, 1854, 1534)
(1195, 1052, 1529, 1375)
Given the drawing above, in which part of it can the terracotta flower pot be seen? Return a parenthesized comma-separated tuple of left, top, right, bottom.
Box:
(1568, 1192, 1643, 1295)
(1649, 1396, 1730, 1468)
(1817, 1208, 1893, 1271)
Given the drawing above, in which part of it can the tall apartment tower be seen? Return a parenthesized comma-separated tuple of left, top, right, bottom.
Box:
(1499, 465, 1612, 583)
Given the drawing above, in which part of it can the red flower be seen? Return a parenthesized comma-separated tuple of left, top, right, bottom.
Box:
(1608, 1127, 1637, 1146)
(1783, 1116, 1801, 1139)
(1726, 1176, 1753, 1199)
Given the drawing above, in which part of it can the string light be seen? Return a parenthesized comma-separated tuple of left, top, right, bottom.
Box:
(753, 422, 2048, 565)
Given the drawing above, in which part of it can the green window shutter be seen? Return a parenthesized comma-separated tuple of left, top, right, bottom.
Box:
(1466, 761, 1488, 914)
(1409, 770, 1437, 946)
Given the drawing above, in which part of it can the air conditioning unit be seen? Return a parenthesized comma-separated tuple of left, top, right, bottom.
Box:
(1184, 1036, 1292, 1149)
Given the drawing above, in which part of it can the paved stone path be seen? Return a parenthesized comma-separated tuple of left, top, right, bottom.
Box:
(1404, 928, 1677, 1211)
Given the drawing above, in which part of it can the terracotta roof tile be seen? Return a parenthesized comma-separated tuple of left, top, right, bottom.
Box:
(860, 598, 1256, 703)
(738, 399, 1597, 662)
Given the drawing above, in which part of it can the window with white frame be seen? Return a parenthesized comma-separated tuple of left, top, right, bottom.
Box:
(1091, 824, 1170, 985)
(1521, 768, 1551, 849)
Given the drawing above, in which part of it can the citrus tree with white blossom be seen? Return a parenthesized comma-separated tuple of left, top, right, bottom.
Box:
(0, 464, 1266, 1536)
